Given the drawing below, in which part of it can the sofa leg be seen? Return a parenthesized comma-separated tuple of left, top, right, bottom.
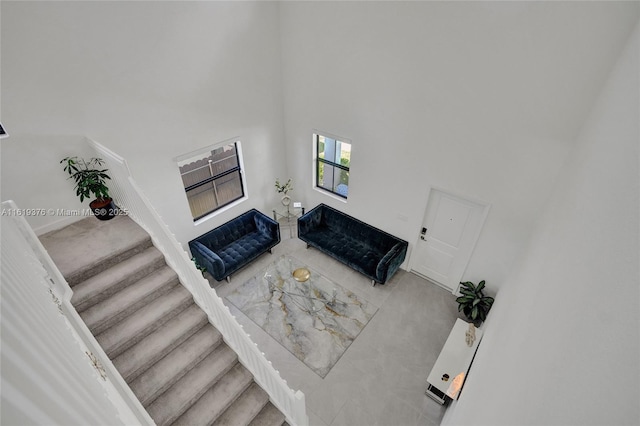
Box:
(306, 243, 310, 249)
(371, 280, 376, 287)
(226, 276, 231, 283)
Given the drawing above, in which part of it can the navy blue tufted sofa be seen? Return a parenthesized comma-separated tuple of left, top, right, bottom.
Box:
(189, 209, 280, 282)
(298, 204, 408, 285)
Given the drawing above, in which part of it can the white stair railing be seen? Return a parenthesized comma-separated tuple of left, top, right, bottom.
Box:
(90, 140, 309, 426)
(1, 200, 152, 426)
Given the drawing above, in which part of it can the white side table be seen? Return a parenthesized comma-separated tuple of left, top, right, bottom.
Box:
(426, 318, 483, 404)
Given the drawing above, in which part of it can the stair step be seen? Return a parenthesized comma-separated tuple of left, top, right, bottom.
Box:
(172, 363, 254, 426)
(249, 403, 287, 426)
(81, 266, 179, 334)
(213, 382, 270, 426)
(39, 215, 153, 287)
(71, 246, 166, 312)
(40, 215, 291, 425)
(96, 285, 193, 359)
(146, 344, 239, 426)
(113, 303, 210, 382)
(130, 324, 224, 406)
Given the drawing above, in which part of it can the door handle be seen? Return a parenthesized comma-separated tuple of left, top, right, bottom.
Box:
(420, 227, 427, 240)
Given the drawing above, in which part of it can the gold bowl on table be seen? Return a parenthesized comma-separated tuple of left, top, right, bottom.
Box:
(292, 267, 311, 282)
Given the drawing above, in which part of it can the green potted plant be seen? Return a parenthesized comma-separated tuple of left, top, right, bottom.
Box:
(191, 257, 208, 277)
(456, 280, 494, 326)
(60, 156, 117, 221)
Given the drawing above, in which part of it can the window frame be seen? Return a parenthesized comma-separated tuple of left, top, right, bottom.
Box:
(176, 139, 248, 223)
(313, 132, 351, 201)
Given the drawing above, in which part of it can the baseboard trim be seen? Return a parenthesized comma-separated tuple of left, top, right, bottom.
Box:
(35, 216, 85, 236)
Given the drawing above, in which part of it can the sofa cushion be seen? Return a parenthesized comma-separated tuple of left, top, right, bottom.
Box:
(303, 229, 384, 276)
(217, 231, 276, 271)
(322, 207, 396, 252)
(202, 215, 257, 251)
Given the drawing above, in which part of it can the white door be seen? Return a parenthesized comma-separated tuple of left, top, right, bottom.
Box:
(410, 188, 489, 292)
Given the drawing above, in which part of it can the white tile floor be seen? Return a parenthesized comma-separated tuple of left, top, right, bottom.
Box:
(211, 234, 460, 426)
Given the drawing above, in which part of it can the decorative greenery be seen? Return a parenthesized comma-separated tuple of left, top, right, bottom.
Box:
(191, 257, 207, 276)
(60, 156, 111, 203)
(275, 178, 293, 195)
(456, 280, 495, 324)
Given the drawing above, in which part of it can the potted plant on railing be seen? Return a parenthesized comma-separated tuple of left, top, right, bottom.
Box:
(60, 156, 117, 221)
(191, 257, 208, 277)
(456, 280, 495, 326)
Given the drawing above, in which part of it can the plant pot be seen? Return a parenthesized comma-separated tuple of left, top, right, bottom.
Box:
(89, 198, 117, 221)
(467, 316, 483, 328)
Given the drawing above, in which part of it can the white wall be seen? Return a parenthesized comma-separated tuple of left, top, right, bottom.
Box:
(1, 135, 97, 234)
(1, 1, 285, 244)
(2, 2, 638, 291)
(279, 1, 639, 292)
(444, 21, 640, 426)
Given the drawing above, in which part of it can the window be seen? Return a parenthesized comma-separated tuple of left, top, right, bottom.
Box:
(177, 141, 245, 221)
(314, 133, 351, 198)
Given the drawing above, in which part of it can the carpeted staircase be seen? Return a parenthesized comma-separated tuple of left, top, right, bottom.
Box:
(40, 216, 287, 426)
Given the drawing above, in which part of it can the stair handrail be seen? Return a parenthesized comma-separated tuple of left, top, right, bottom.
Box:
(90, 140, 308, 426)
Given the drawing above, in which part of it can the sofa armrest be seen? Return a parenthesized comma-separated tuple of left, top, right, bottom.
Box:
(375, 242, 407, 283)
(254, 211, 281, 242)
(190, 241, 225, 280)
(298, 206, 323, 237)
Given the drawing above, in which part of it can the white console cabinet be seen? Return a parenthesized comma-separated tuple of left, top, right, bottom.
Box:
(426, 318, 483, 404)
